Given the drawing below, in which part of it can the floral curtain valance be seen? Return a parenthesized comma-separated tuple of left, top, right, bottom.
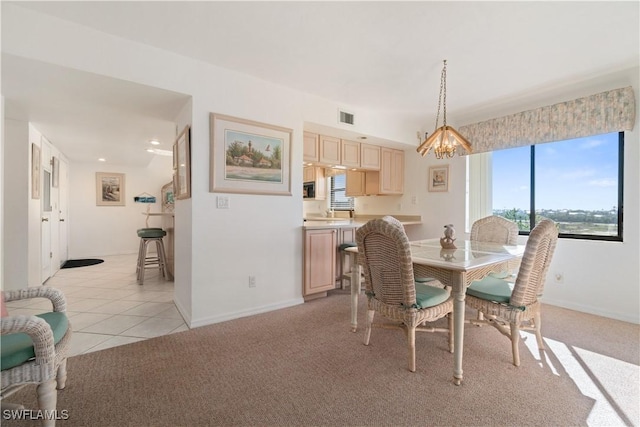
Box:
(458, 86, 636, 154)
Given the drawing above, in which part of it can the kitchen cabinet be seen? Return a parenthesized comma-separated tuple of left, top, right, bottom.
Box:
(303, 228, 337, 300)
(303, 166, 326, 200)
(345, 170, 365, 197)
(360, 144, 381, 170)
(345, 148, 404, 196)
(341, 140, 361, 168)
(365, 148, 404, 195)
(303, 131, 319, 163)
(319, 135, 341, 165)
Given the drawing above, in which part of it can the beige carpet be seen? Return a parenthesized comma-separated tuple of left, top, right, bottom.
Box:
(3, 290, 639, 427)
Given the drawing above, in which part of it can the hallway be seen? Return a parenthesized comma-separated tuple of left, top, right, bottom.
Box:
(4, 253, 188, 356)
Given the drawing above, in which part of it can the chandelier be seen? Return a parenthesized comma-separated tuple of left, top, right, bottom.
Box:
(417, 60, 472, 159)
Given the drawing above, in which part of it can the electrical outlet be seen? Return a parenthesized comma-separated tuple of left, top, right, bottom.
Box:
(248, 276, 256, 288)
(397, 203, 403, 211)
(411, 195, 417, 205)
(554, 272, 564, 284)
(216, 196, 229, 209)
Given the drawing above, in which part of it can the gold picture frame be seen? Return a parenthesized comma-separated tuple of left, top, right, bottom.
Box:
(96, 172, 126, 206)
(428, 165, 449, 192)
(209, 113, 292, 196)
(174, 125, 191, 200)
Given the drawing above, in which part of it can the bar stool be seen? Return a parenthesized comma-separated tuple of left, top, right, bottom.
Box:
(136, 228, 168, 285)
(339, 242, 357, 289)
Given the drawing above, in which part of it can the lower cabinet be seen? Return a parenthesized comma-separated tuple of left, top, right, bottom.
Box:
(303, 227, 358, 300)
(303, 228, 337, 300)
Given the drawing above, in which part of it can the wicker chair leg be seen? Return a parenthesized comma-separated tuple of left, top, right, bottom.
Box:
(363, 310, 374, 345)
(36, 378, 57, 427)
(447, 314, 454, 353)
(407, 326, 416, 372)
(533, 311, 545, 350)
(56, 359, 68, 390)
(510, 322, 521, 367)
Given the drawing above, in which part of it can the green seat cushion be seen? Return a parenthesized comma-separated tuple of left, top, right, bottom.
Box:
(414, 283, 450, 308)
(466, 276, 513, 303)
(1, 312, 69, 371)
(338, 242, 357, 251)
(137, 229, 166, 238)
(415, 277, 436, 283)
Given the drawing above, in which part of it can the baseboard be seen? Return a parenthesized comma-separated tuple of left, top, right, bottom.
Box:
(542, 298, 639, 325)
(173, 296, 192, 326)
(189, 297, 305, 328)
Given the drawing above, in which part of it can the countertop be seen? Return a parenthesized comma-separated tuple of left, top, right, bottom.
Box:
(303, 215, 422, 229)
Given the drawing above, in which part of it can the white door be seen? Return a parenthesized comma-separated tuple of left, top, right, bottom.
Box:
(58, 158, 69, 266)
(40, 139, 52, 283)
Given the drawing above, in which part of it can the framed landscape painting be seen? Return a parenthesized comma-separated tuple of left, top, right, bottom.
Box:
(210, 113, 292, 196)
(428, 165, 449, 192)
(96, 172, 125, 206)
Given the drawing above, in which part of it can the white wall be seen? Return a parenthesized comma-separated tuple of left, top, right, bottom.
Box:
(3, 4, 638, 324)
(68, 156, 174, 258)
(2, 118, 29, 290)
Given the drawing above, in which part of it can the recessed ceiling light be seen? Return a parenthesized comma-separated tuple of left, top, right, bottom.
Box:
(150, 139, 160, 145)
(98, 158, 106, 162)
(146, 148, 155, 153)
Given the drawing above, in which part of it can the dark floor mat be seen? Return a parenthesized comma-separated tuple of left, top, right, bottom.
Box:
(61, 259, 104, 268)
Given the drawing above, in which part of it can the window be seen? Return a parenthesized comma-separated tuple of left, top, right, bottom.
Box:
(492, 132, 623, 241)
(330, 174, 354, 211)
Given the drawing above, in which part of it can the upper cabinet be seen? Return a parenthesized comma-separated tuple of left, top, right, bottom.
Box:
(345, 148, 404, 196)
(341, 140, 361, 168)
(319, 135, 341, 165)
(360, 144, 380, 171)
(303, 131, 320, 163)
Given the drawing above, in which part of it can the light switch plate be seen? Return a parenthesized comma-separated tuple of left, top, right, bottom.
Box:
(216, 196, 230, 209)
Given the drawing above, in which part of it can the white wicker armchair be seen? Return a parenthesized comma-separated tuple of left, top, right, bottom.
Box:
(356, 216, 453, 372)
(1, 287, 72, 426)
(466, 219, 558, 366)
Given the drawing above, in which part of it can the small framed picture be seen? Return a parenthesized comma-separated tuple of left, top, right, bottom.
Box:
(428, 165, 449, 192)
(31, 143, 41, 199)
(52, 156, 60, 188)
(96, 172, 126, 206)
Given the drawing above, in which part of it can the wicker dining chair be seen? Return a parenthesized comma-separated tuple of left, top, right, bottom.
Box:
(470, 215, 519, 246)
(356, 216, 453, 372)
(1, 287, 72, 426)
(465, 219, 558, 366)
(469, 215, 520, 321)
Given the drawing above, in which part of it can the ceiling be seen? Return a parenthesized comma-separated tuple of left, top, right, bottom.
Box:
(3, 1, 638, 167)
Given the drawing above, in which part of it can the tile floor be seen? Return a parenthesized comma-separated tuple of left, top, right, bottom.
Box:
(4, 253, 188, 356)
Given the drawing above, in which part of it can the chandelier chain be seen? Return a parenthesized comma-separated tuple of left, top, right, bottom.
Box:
(434, 60, 447, 130)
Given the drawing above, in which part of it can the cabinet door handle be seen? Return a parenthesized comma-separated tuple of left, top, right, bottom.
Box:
(60, 218, 65, 222)
(42, 217, 49, 222)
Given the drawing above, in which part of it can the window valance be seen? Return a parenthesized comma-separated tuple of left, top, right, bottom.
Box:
(458, 86, 636, 154)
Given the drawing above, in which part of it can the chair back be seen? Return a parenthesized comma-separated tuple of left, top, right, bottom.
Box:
(471, 215, 519, 245)
(356, 216, 416, 307)
(510, 219, 558, 307)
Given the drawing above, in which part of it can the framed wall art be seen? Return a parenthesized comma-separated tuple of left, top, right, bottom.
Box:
(31, 143, 41, 199)
(52, 156, 60, 188)
(209, 113, 292, 196)
(174, 125, 191, 200)
(96, 172, 126, 206)
(428, 165, 449, 192)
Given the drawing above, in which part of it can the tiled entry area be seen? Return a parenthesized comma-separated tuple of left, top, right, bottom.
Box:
(4, 253, 188, 356)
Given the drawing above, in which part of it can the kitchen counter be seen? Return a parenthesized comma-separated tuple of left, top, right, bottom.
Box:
(303, 215, 422, 229)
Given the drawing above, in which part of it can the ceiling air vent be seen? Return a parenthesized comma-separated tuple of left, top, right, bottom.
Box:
(338, 109, 355, 126)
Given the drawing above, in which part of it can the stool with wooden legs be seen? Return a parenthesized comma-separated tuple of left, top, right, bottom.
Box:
(136, 228, 168, 285)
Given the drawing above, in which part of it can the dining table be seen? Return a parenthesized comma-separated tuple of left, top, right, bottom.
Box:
(345, 237, 526, 385)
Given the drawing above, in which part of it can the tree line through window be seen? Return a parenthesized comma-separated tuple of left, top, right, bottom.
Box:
(492, 132, 623, 241)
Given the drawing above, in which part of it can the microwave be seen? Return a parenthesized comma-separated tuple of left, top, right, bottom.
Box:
(303, 181, 315, 199)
